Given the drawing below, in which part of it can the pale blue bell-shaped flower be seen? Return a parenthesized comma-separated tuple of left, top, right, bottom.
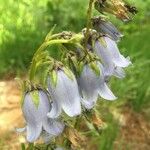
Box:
(17, 90, 64, 142)
(97, 20, 123, 41)
(94, 36, 131, 78)
(47, 70, 81, 118)
(78, 62, 117, 109)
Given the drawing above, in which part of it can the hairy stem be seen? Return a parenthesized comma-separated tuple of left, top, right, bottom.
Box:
(84, 0, 94, 49)
(29, 39, 71, 81)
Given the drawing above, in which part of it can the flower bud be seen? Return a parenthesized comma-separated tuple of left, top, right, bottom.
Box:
(92, 17, 123, 41)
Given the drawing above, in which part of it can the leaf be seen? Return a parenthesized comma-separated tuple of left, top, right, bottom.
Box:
(30, 90, 40, 108)
(21, 143, 26, 150)
(27, 143, 34, 150)
(45, 24, 57, 41)
(50, 70, 58, 87)
(63, 68, 74, 81)
(41, 68, 49, 88)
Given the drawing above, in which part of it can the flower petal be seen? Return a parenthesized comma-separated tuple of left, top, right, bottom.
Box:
(100, 20, 123, 41)
(16, 127, 26, 133)
(22, 90, 51, 142)
(95, 40, 115, 76)
(81, 98, 96, 109)
(78, 65, 100, 109)
(22, 90, 51, 125)
(47, 100, 62, 119)
(98, 83, 117, 100)
(48, 71, 81, 117)
(43, 119, 64, 136)
(105, 37, 131, 67)
(113, 67, 126, 78)
(41, 131, 54, 144)
(26, 123, 42, 142)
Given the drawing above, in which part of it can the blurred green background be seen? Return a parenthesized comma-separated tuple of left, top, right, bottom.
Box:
(0, 0, 150, 149)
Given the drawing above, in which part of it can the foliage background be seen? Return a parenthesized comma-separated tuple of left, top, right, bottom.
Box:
(0, 0, 150, 149)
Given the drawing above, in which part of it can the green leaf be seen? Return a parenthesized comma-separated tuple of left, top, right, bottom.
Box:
(50, 70, 58, 87)
(41, 68, 49, 88)
(90, 62, 100, 76)
(27, 143, 34, 150)
(30, 90, 40, 108)
(21, 143, 26, 150)
(45, 24, 57, 41)
(63, 68, 74, 81)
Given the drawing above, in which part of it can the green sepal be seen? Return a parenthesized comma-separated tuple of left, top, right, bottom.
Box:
(21, 143, 26, 150)
(63, 68, 74, 81)
(41, 68, 49, 88)
(30, 90, 40, 108)
(99, 37, 107, 48)
(78, 61, 84, 76)
(70, 33, 83, 43)
(71, 57, 78, 69)
(49, 70, 58, 88)
(63, 57, 69, 67)
(90, 62, 100, 76)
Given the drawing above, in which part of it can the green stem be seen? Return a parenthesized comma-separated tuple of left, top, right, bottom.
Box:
(84, 0, 94, 49)
(83, 113, 102, 136)
(29, 39, 71, 81)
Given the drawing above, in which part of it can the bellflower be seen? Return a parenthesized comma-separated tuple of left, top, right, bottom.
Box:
(78, 62, 117, 109)
(47, 69, 81, 118)
(17, 90, 64, 142)
(92, 17, 123, 41)
(94, 36, 131, 78)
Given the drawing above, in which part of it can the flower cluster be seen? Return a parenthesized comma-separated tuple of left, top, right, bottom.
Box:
(17, 0, 136, 148)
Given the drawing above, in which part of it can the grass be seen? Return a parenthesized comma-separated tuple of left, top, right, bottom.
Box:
(111, 24, 150, 111)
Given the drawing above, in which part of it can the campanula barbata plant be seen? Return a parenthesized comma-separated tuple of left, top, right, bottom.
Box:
(16, 0, 137, 149)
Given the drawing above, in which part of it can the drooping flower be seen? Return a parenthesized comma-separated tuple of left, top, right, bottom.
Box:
(47, 68, 81, 118)
(92, 17, 123, 41)
(94, 36, 131, 78)
(78, 62, 117, 109)
(17, 90, 64, 142)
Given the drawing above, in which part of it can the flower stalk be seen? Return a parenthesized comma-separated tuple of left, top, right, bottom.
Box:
(84, 0, 95, 50)
(16, 0, 137, 149)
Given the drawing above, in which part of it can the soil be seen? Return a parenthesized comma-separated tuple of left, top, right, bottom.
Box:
(0, 80, 150, 150)
(0, 80, 24, 150)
